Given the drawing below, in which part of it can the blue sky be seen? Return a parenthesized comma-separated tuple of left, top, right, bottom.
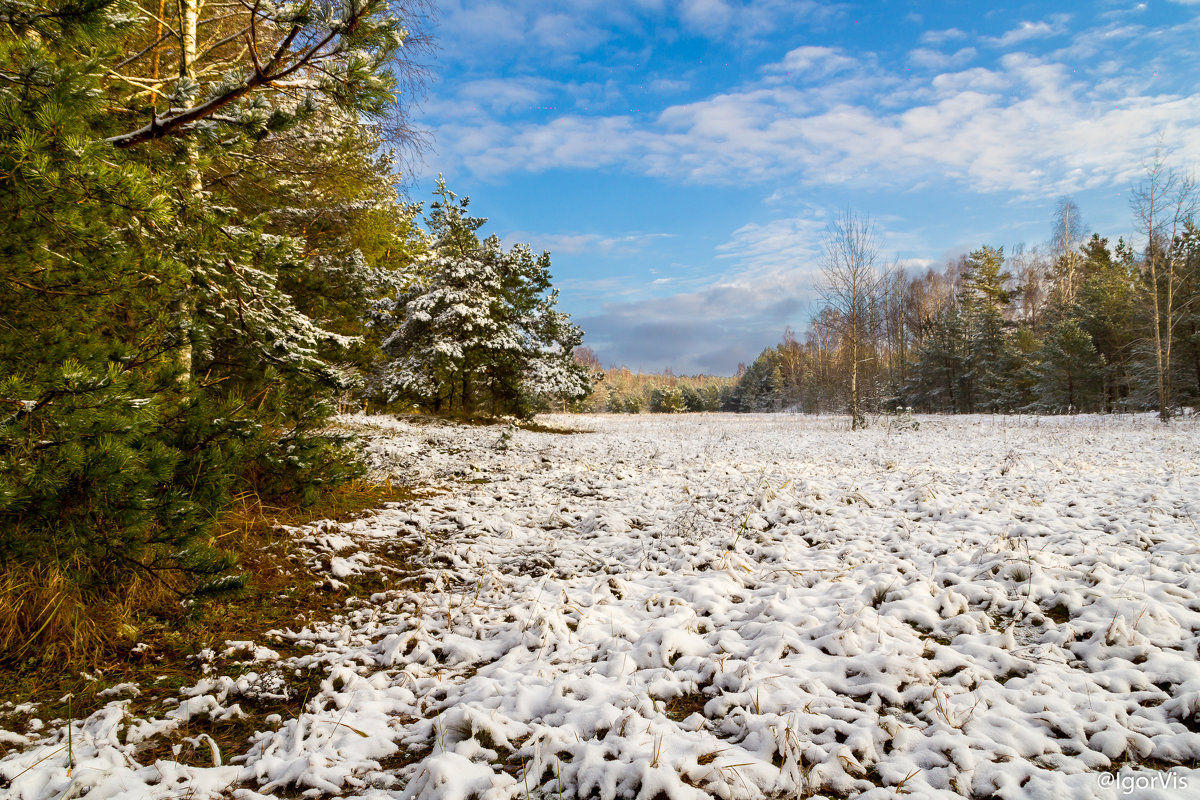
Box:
(410, 0, 1200, 375)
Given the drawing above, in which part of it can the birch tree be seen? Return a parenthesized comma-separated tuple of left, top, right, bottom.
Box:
(818, 210, 884, 429)
(1050, 198, 1086, 307)
(1130, 143, 1197, 422)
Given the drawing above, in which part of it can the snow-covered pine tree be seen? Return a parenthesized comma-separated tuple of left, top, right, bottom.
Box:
(374, 183, 591, 418)
(490, 242, 591, 415)
(108, 0, 430, 500)
(958, 245, 1016, 412)
(173, 106, 424, 499)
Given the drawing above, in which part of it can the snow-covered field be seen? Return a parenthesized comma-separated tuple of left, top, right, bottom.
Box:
(4, 412, 1200, 799)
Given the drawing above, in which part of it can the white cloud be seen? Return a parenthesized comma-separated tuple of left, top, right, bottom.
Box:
(1100, 3, 1147, 20)
(928, 67, 1007, 95)
(678, 0, 734, 33)
(716, 214, 827, 275)
(434, 36, 1200, 200)
(714, 209, 935, 279)
(457, 78, 550, 113)
(984, 14, 1071, 48)
(436, 115, 652, 177)
(680, 0, 835, 41)
(768, 46, 859, 79)
(530, 13, 607, 51)
(508, 231, 675, 256)
(440, 1, 527, 48)
(1050, 23, 1142, 60)
(920, 27, 967, 45)
(908, 46, 977, 70)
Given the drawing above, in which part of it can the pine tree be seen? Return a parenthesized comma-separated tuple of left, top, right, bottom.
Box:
(0, 0, 234, 598)
(909, 307, 966, 412)
(1032, 319, 1104, 412)
(374, 183, 591, 418)
(0, 0, 430, 658)
(1175, 223, 1200, 408)
(959, 246, 1016, 411)
(1071, 235, 1140, 411)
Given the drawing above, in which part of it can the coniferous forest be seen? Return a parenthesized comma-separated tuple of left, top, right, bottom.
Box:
(0, 0, 588, 657)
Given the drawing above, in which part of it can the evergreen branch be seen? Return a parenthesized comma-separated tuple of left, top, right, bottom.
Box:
(104, 9, 357, 149)
(5, 276, 101, 297)
(105, 78, 260, 147)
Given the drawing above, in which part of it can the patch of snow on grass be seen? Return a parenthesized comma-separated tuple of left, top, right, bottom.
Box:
(3, 413, 1200, 799)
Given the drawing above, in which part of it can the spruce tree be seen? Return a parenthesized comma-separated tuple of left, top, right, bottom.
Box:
(1170, 222, 1200, 408)
(908, 307, 967, 412)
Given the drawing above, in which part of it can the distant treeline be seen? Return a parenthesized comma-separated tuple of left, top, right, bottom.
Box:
(575, 176, 1200, 420)
(736, 214, 1199, 419)
(571, 353, 737, 413)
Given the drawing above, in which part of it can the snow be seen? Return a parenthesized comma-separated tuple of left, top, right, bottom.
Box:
(3, 412, 1200, 799)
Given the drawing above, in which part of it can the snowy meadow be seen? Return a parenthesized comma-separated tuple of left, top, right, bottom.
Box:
(3, 413, 1200, 799)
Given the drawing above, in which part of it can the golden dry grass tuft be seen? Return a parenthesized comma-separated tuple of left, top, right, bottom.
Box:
(0, 561, 178, 668)
(0, 479, 426, 737)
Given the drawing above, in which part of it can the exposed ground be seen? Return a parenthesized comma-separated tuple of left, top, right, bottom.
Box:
(3, 413, 1200, 799)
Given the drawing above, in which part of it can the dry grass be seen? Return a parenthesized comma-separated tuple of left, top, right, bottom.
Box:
(0, 562, 179, 669)
(0, 479, 426, 738)
(664, 692, 709, 722)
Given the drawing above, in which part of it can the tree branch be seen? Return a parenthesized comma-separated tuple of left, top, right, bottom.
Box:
(105, 6, 361, 149)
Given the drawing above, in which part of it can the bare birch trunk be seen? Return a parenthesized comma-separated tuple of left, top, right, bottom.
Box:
(175, 0, 201, 381)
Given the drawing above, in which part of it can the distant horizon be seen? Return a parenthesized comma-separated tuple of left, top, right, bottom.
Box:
(599, 362, 740, 379)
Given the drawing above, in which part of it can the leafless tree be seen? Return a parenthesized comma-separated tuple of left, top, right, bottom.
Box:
(1050, 198, 1086, 306)
(1009, 243, 1049, 329)
(1130, 141, 1198, 422)
(818, 209, 885, 429)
